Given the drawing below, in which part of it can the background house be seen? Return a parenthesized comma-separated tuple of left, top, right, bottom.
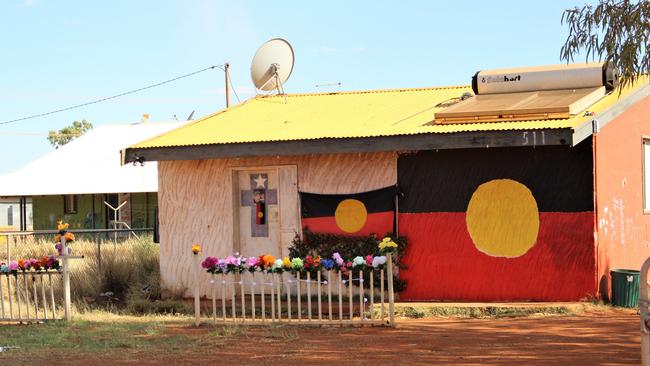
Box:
(123, 64, 650, 301)
(0, 122, 181, 231)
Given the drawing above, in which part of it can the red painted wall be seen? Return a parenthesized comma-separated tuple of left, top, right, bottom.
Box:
(399, 212, 595, 301)
(595, 94, 650, 299)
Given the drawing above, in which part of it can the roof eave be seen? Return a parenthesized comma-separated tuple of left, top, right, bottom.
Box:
(572, 82, 650, 146)
(122, 128, 575, 164)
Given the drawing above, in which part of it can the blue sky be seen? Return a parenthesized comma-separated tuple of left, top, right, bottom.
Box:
(0, 0, 592, 175)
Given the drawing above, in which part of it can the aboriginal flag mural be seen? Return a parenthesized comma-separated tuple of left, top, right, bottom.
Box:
(397, 141, 596, 301)
(300, 186, 397, 236)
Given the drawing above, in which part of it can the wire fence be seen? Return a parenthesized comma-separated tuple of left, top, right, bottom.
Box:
(1, 228, 153, 263)
(1, 229, 156, 304)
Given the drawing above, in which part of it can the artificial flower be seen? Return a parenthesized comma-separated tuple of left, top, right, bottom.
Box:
(303, 255, 322, 271)
(8, 261, 18, 272)
(352, 256, 366, 268)
(223, 254, 245, 273)
(29, 258, 41, 271)
(365, 255, 373, 266)
(191, 244, 202, 255)
(378, 237, 398, 254)
(372, 256, 387, 269)
(57, 221, 70, 231)
(261, 254, 276, 268)
(272, 259, 285, 272)
(247, 256, 260, 272)
(201, 256, 219, 269)
(47, 256, 60, 270)
(64, 232, 75, 242)
(291, 257, 304, 271)
(17, 259, 26, 271)
(224, 255, 240, 266)
(321, 259, 334, 270)
(0, 263, 8, 274)
(282, 257, 291, 269)
(332, 252, 344, 267)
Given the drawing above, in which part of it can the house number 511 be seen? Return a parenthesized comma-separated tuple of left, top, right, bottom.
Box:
(522, 131, 545, 146)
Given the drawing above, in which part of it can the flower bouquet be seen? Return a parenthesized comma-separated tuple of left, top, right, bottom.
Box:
(0, 256, 61, 276)
(54, 221, 75, 255)
(378, 237, 398, 255)
(302, 255, 322, 274)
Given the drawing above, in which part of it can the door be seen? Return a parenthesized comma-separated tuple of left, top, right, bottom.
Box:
(234, 166, 299, 296)
(237, 169, 281, 257)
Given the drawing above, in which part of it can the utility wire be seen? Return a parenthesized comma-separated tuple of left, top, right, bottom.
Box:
(0, 65, 224, 126)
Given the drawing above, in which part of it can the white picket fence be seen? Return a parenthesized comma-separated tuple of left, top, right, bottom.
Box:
(192, 253, 396, 327)
(0, 271, 63, 322)
(1, 238, 77, 323)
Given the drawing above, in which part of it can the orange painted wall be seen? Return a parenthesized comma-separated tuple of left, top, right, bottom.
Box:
(596, 94, 650, 299)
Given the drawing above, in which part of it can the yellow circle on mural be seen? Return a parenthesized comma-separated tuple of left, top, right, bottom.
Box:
(335, 199, 368, 233)
(466, 179, 539, 258)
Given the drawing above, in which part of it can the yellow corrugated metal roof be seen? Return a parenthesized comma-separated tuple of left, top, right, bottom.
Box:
(131, 82, 644, 149)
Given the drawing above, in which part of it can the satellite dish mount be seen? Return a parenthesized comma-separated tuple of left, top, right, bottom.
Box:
(251, 38, 294, 97)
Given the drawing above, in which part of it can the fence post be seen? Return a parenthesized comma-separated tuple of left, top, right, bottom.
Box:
(386, 252, 395, 327)
(193, 254, 201, 327)
(97, 236, 102, 274)
(62, 237, 71, 321)
(6, 235, 11, 262)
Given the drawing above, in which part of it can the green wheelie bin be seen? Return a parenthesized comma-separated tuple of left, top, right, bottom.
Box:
(610, 269, 640, 307)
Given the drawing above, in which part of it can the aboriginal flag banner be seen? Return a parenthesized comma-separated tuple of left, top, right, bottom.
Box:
(396, 143, 595, 301)
(299, 186, 397, 236)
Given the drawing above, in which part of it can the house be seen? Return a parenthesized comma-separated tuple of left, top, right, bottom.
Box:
(0, 122, 182, 231)
(122, 62, 650, 301)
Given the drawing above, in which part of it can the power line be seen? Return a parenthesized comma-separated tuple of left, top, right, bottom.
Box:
(0, 65, 224, 126)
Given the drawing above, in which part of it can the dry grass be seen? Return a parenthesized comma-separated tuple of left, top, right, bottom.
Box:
(1, 237, 189, 315)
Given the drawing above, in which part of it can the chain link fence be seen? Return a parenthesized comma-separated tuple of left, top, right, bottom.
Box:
(1, 229, 158, 305)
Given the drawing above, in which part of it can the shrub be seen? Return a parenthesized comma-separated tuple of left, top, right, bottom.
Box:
(288, 229, 408, 292)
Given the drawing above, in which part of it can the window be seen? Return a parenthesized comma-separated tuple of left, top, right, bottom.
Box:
(645, 139, 650, 214)
(7, 205, 12, 226)
(0, 197, 32, 230)
(63, 194, 77, 214)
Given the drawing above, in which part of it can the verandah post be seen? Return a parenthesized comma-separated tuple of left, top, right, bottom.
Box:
(193, 252, 201, 327)
(387, 252, 395, 327)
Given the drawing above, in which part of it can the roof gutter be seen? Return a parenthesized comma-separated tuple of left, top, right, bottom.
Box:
(122, 128, 574, 164)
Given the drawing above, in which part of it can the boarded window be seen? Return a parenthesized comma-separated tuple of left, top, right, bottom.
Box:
(644, 139, 650, 213)
(434, 86, 605, 124)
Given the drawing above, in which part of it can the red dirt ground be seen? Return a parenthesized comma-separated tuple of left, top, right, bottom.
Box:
(4, 309, 642, 365)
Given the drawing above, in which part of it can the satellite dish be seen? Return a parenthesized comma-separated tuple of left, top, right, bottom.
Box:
(250, 38, 294, 92)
